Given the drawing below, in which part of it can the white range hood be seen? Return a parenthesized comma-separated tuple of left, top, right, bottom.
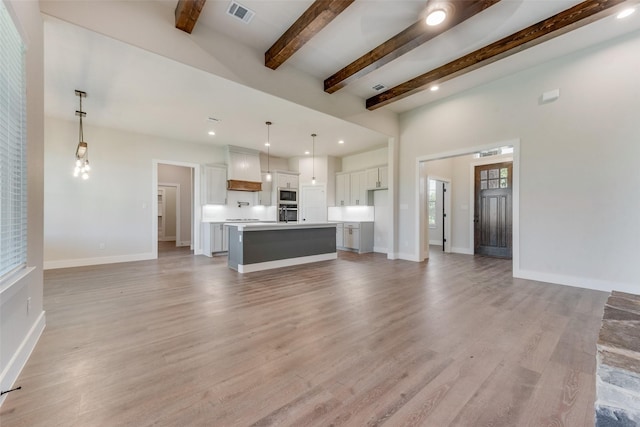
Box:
(226, 145, 262, 192)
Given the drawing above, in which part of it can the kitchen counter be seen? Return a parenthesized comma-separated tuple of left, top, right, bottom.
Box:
(226, 222, 337, 273)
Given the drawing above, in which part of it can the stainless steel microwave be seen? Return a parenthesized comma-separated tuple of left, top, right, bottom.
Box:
(278, 188, 297, 204)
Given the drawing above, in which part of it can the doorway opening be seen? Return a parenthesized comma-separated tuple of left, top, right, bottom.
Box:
(417, 141, 519, 270)
(153, 160, 202, 258)
(426, 177, 451, 253)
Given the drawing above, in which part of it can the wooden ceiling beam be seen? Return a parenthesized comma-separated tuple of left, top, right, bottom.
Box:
(324, 0, 501, 94)
(175, 0, 207, 34)
(265, 0, 356, 70)
(366, 0, 628, 110)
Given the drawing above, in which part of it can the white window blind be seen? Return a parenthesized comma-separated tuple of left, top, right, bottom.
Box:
(0, 2, 27, 279)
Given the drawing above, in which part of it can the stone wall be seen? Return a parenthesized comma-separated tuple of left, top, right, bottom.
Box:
(596, 291, 640, 426)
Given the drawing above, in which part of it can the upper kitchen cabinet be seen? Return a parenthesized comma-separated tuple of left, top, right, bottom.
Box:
(366, 166, 388, 190)
(203, 164, 227, 205)
(259, 172, 272, 206)
(276, 172, 299, 189)
(335, 172, 350, 206)
(349, 170, 368, 206)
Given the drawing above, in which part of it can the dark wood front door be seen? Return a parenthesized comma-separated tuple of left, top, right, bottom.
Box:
(474, 162, 512, 258)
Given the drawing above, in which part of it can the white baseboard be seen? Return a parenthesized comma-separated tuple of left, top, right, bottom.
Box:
(429, 240, 443, 246)
(177, 240, 191, 247)
(396, 252, 422, 262)
(451, 247, 474, 255)
(515, 269, 638, 294)
(373, 246, 388, 254)
(0, 310, 45, 407)
(158, 236, 176, 242)
(237, 253, 337, 273)
(43, 252, 155, 270)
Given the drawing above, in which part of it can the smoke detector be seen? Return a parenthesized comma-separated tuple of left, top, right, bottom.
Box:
(227, 1, 255, 24)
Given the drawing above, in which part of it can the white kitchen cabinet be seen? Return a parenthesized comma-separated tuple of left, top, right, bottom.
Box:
(343, 224, 360, 250)
(366, 166, 388, 190)
(259, 172, 272, 206)
(204, 222, 228, 256)
(339, 222, 374, 254)
(335, 223, 344, 247)
(335, 173, 350, 206)
(203, 165, 227, 205)
(349, 170, 368, 206)
(277, 172, 299, 189)
(212, 223, 229, 253)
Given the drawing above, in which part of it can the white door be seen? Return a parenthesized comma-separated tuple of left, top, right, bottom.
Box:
(300, 185, 327, 223)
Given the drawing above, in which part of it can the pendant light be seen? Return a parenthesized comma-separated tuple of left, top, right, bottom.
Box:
(73, 90, 90, 180)
(311, 133, 316, 185)
(265, 121, 272, 182)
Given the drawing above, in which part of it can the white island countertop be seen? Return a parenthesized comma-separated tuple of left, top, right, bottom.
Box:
(225, 222, 336, 231)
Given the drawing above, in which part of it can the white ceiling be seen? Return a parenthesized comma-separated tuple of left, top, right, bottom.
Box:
(44, 1, 640, 158)
(43, 16, 389, 159)
(189, 0, 640, 109)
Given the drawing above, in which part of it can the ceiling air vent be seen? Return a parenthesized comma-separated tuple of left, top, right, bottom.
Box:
(227, 1, 255, 24)
(372, 84, 386, 91)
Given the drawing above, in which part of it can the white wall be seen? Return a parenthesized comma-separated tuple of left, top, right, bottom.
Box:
(1, 0, 45, 406)
(158, 164, 192, 246)
(44, 117, 224, 268)
(373, 190, 389, 253)
(341, 146, 388, 172)
(399, 29, 640, 293)
(259, 152, 288, 174)
(296, 156, 328, 186)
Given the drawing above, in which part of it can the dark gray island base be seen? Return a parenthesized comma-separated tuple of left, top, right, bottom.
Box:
(226, 222, 337, 273)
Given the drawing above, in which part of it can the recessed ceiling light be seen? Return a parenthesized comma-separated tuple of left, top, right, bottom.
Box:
(430, 85, 439, 92)
(305, 150, 310, 155)
(426, 9, 446, 26)
(264, 142, 270, 147)
(338, 140, 344, 144)
(208, 131, 215, 136)
(617, 8, 636, 19)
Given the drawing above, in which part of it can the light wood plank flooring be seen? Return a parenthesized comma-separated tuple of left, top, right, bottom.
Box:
(0, 248, 607, 426)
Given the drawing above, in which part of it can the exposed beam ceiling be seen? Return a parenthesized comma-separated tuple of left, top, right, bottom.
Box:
(324, 0, 502, 94)
(366, 0, 630, 110)
(175, 0, 206, 34)
(265, 0, 355, 70)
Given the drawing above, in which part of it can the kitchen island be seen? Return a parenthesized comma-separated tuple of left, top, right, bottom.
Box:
(226, 222, 337, 273)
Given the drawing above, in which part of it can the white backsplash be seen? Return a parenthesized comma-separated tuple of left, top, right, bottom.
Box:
(328, 206, 374, 222)
(202, 191, 277, 222)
